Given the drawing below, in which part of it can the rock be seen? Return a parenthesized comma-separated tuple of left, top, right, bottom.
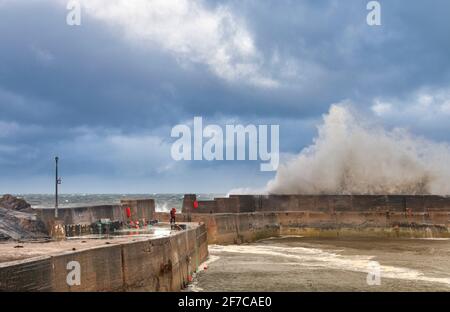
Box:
(0, 194, 32, 212)
(0, 207, 48, 240)
(0, 195, 47, 241)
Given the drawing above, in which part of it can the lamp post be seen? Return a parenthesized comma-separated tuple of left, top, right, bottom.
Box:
(55, 156, 61, 218)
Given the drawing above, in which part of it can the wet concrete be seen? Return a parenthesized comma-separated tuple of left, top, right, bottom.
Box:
(0, 223, 208, 291)
(190, 237, 450, 292)
(0, 224, 173, 263)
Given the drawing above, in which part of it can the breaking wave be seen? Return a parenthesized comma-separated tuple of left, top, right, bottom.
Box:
(267, 103, 450, 195)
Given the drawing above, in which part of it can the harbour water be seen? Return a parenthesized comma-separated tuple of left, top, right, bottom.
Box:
(190, 237, 450, 292)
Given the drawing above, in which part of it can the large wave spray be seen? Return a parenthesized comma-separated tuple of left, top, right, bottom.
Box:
(267, 104, 450, 195)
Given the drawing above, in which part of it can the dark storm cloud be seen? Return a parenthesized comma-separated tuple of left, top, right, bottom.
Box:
(1, 0, 449, 193)
(228, 0, 450, 101)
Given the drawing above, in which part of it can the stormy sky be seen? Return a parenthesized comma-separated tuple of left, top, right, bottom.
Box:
(1, 0, 450, 193)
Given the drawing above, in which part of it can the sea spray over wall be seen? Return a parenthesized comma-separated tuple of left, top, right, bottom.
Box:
(267, 104, 450, 195)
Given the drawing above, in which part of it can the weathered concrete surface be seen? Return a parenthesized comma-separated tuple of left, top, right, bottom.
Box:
(120, 199, 155, 221)
(155, 211, 450, 244)
(183, 194, 450, 214)
(173, 194, 450, 243)
(0, 223, 208, 291)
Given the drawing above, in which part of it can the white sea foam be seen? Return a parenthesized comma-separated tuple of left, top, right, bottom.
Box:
(254, 235, 304, 243)
(156, 202, 170, 212)
(267, 103, 450, 195)
(187, 254, 221, 292)
(209, 244, 450, 287)
(414, 238, 450, 241)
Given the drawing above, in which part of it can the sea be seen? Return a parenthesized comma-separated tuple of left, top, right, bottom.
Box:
(15, 193, 223, 211)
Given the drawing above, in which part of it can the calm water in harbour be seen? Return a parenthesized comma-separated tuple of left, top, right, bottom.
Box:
(190, 237, 450, 292)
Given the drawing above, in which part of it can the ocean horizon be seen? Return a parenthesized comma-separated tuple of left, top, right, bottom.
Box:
(11, 193, 223, 212)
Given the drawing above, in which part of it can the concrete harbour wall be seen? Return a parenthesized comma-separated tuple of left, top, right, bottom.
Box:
(0, 223, 208, 292)
(182, 194, 450, 214)
(155, 210, 450, 244)
(171, 194, 450, 243)
(34, 199, 155, 231)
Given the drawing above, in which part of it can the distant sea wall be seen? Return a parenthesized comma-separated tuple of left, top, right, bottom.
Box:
(0, 223, 208, 292)
(34, 199, 155, 231)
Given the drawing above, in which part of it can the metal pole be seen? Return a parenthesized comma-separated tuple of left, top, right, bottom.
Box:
(55, 156, 59, 218)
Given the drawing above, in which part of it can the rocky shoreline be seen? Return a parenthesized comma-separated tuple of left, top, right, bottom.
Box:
(0, 194, 47, 241)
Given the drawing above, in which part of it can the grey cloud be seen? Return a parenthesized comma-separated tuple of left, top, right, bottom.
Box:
(1, 0, 450, 193)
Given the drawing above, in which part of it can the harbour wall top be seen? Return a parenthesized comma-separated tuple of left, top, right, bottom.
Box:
(182, 194, 450, 214)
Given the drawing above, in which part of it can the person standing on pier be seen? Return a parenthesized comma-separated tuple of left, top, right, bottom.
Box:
(170, 207, 176, 229)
